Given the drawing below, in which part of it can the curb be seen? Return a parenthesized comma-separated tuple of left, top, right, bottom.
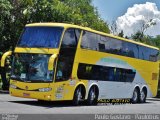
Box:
(147, 98, 160, 101)
(0, 90, 9, 94)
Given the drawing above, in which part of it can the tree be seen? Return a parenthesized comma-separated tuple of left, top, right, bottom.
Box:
(118, 30, 124, 38)
(131, 18, 156, 44)
(131, 31, 143, 42)
(151, 35, 160, 48)
(0, 0, 13, 52)
(0, 0, 13, 90)
(139, 18, 156, 38)
(109, 21, 126, 38)
(131, 31, 157, 46)
(0, 0, 110, 52)
(0, 0, 110, 90)
(109, 21, 118, 35)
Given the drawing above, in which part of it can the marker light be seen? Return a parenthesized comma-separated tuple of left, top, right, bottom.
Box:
(10, 84, 17, 89)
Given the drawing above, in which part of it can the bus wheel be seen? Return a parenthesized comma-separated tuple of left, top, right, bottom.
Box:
(140, 88, 147, 103)
(87, 86, 98, 105)
(73, 87, 82, 106)
(131, 88, 140, 104)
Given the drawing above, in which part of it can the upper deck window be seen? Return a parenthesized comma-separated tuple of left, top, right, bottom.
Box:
(18, 27, 63, 48)
(81, 30, 159, 62)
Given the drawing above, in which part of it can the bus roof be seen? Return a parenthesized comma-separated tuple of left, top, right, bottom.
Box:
(26, 23, 159, 50)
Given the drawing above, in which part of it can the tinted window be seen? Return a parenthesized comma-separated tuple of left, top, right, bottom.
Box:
(80, 30, 159, 62)
(61, 28, 81, 48)
(77, 63, 136, 82)
(130, 44, 139, 58)
(56, 56, 73, 80)
(122, 42, 138, 58)
(106, 37, 123, 55)
(81, 31, 98, 50)
(18, 27, 63, 48)
(56, 28, 81, 81)
(149, 49, 159, 62)
(138, 46, 145, 60)
(98, 35, 106, 52)
(138, 46, 159, 62)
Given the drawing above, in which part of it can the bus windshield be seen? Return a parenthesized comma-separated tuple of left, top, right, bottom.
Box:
(11, 54, 54, 82)
(18, 27, 63, 48)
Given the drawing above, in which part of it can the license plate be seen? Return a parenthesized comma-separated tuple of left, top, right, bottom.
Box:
(23, 93, 30, 97)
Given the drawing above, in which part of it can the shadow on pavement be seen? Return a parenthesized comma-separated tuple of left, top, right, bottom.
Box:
(147, 98, 160, 101)
(8, 100, 153, 108)
(9, 100, 88, 108)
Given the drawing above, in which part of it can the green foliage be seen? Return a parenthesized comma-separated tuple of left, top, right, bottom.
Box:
(0, 0, 110, 53)
(118, 30, 124, 38)
(153, 35, 160, 48)
(130, 18, 160, 48)
(0, 0, 13, 52)
(131, 31, 160, 48)
(131, 31, 143, 42)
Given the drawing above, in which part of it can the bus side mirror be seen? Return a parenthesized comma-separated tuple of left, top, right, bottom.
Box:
(1, 51, 12, 67)
(48, 54, 58, 71)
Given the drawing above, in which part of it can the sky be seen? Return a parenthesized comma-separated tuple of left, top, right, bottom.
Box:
(93, 0, 160, 37)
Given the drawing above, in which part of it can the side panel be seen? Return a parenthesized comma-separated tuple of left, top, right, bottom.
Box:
(75, 48, 159, 99)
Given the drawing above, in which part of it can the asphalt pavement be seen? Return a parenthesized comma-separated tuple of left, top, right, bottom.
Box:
(0, 94, 160, 114)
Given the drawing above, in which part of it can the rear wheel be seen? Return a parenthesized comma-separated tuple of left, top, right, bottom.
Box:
(131, 88, 140, 104)
(73, 87, 82, 106)
(140, 89, 147, 103)
(87, 87, 98, 105)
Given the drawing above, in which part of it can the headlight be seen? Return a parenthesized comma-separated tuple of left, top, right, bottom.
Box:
(10, 84, 17, 89)
(39, 88, 52, 92)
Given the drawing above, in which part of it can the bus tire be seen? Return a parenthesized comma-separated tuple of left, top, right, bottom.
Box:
(87, 86, 98, 105)
(140, 88, 147, 103)
(72, 87, 82, 106)
(131, 88, 140, 104)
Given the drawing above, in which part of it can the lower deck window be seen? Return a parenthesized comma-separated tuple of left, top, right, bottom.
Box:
(77, 63, 136, 82)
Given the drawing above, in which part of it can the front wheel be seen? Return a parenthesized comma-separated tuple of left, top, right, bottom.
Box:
(72, 87, 82, 106)
(87, 87, 98, 105)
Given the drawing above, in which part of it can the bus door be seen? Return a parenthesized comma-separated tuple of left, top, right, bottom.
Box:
(54, 28, 81, 100)
(54, 57, 73, 100)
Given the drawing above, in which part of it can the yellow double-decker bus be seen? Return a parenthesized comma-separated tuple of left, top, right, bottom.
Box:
(1, 23, 159, 105)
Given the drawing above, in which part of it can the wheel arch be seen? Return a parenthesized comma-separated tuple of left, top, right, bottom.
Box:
(134, 85, 141, 94)
(73, 82, 86, 100)
(87, 83, 99, 99)
(141, 85, 148, 95)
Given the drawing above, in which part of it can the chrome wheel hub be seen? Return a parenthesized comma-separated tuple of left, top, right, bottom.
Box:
(141, 91, 145, 101)
(77, 90, 82, 101)
(90, 90, 95, 101)
(133, 90, 138, 101)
